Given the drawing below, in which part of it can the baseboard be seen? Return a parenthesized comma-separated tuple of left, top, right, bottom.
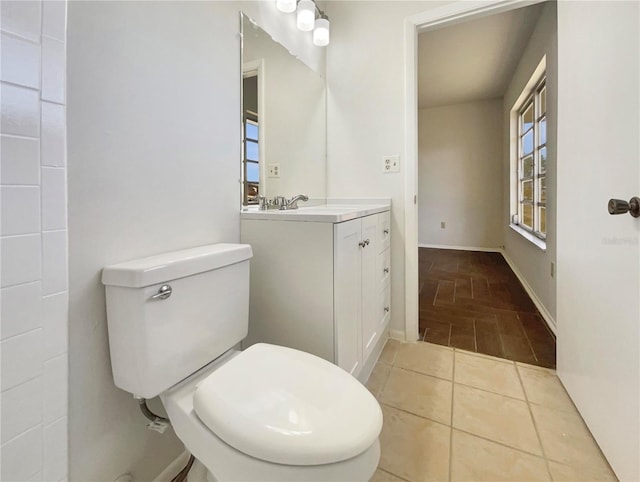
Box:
(500, 250, 557, 335)
(418, 243, 502, 253)
(152, 450, 190, 482)
(389, 329, 407, 342)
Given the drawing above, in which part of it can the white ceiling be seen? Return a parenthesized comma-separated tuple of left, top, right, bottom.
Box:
(418, 4, 544, 109)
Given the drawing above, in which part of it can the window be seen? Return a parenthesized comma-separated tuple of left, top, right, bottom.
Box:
(515, 75, 546, 240)
(242, 111, 259, 205)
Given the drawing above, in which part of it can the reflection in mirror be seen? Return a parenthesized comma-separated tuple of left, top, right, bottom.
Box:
(241, 14, 326, 205)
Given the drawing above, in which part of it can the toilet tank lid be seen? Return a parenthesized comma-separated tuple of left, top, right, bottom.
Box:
(101, 243, 253, 288)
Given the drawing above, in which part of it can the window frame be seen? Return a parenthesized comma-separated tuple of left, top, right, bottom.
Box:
(242, 111, 259, 206)
(516, 75, 547, 241)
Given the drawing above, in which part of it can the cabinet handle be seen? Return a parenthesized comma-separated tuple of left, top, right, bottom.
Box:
(365, 238, 370, 246)
(384, 267, 390, 274)
(384, 306, 390, 313)
(358, 239, 370, 248)
(383, 229, 390, 235)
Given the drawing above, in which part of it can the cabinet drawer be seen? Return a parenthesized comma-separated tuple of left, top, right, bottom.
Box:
(377, 248, 391, 290)
(379, 212, 390, 253)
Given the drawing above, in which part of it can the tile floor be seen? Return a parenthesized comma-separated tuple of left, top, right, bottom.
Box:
(419, 248, 556, 368)
(368, 340, 617, 482)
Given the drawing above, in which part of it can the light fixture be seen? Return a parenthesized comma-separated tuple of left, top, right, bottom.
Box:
(313, 13, 330, 47)
(276, 0, 330, 47)
(276, 0, 296, 14)
(296, 0, 315, 32)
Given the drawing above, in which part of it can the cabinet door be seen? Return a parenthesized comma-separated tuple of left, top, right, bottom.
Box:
(361, 214, 380, 362)
(334, 219, 362, 376)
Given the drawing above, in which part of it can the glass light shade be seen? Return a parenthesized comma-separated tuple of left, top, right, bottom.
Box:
(313, 17, 330, 46)
(276, 0, 296, 13)
(296, 0, 315, 32)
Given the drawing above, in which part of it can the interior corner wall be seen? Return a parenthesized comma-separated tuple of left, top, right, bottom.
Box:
(66, 1, 324, 480)
(502, 1, 557, 323)
(418, 99, 504, 249)
(324, 0, 453, 335)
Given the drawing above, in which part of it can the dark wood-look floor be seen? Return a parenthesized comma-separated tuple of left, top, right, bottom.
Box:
(419, 248, 556, 368)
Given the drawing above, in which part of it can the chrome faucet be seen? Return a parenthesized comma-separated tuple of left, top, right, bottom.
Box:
(284, 194, 309, 210)
(258, 196, 270, 211)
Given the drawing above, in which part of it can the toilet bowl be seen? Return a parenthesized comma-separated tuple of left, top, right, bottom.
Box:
(102, 244, 382, 481)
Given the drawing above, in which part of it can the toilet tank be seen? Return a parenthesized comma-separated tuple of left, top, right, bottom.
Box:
(101, 244, 253, 399)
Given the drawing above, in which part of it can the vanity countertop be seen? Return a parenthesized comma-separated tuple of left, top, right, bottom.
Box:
(240, 203, 390, 223)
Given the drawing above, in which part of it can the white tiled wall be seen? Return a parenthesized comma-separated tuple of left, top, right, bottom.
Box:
(1, 1, 68, 480)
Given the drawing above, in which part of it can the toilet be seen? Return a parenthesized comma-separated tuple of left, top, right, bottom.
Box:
(101, 243, 382, 481)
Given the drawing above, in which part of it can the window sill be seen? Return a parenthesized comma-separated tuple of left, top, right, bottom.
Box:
(509, 224, 547, 252)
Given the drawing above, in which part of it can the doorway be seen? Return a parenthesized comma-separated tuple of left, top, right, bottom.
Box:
(403, 2, 639, 480)
(414, 3, 556, 368)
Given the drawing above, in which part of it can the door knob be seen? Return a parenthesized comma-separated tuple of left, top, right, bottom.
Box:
(608, 197, 640, 217)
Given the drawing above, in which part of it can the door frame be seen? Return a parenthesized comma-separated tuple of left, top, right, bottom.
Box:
(402, 0, 546, 342)
(242, 59, 266, 204)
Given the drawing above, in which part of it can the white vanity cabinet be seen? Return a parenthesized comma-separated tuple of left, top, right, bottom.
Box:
(334, 214, 391, 375)
(240, 206, 391, 380)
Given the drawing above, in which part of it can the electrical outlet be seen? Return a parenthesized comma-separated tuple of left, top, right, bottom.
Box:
(267, 163, 280, 178)
(383, 155, 400, 173)
(440, 221, 446, 229)
(550, 262, 555, 278)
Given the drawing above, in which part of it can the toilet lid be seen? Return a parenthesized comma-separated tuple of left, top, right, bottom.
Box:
(192, 343, 383, 466)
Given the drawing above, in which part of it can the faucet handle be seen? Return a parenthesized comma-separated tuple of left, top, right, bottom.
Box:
(275, 196, 287, 210)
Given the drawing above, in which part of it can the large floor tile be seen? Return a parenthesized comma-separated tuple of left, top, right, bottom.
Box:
(366, 363, 391, 398)
(379, 339, 400, 365)
(418, 248, 555, 368)
(452, 384, 542, 455)
(517, 365, 574, 411)
(454, 351, 524, 399)
(451, 430, 550, 482)
(530, 404, 612, 472)
(547, 460, 617, 482)
(369, 468, 407, 482)
(394, 342, 453, 380)
(379, 405, 450, 482)
(380, 367, 452, 425)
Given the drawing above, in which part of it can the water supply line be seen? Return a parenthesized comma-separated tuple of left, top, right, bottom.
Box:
(137, 399, 195, 480)
(138, 398, 170, 424)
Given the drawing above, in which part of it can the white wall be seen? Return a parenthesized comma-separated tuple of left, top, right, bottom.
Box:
(502, 2, 557, 322)
(325, 0, 451, 335)
(418, 99, 503, 249)
(66, 1, 324, 480)
(0, 1, 69, 480)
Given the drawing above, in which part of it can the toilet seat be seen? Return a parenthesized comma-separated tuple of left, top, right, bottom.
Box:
(193, 343, 382, 466)
(160, 344, 382, 482)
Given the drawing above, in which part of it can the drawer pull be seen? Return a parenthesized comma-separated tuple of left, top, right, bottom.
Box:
(384, 268, 390, 274)
(383, 229, 390, 235)
(384, 306, 390, 313)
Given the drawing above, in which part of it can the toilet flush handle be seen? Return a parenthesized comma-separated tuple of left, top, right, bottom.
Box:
(150, 284, 172, 300)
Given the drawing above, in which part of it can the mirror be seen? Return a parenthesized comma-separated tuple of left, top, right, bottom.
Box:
(241, 14, 327, 205)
